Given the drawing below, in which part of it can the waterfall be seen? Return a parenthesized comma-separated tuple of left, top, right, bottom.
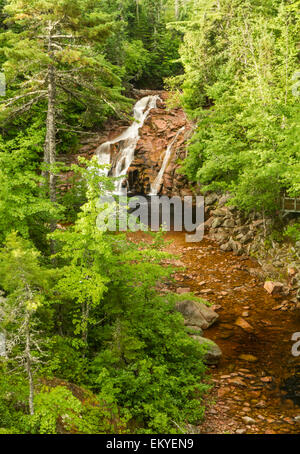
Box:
(96, 142, 111, 175)
(150, 126, 185, 196)
(96, 95, 160, 193)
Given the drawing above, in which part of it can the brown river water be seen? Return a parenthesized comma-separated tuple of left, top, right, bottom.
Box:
(132, 230, 300, 434)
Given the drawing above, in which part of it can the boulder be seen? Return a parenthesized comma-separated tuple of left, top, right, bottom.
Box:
(175, 300, 219, 330)
(235, 225, 249, 235)
(232, 241, 244, 256)
(264, 281, 284, 295)
(192, 336, 222, 365)
(215, 231, 230, 244)
(223, 219, 235, 229)
(220, 241, 233, 252)
(211, 208, 228, 217)
(248, 268, 265, 281)
(239, 354, 258, 362)
(205, 193, 218, 206)
(240, 232, 253, 244)
(186, 325, 203, 336)
(204, 217, 214, 230)
(212, 217, 223, 229)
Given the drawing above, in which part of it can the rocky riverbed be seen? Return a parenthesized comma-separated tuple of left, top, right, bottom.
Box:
(161, 230, 300, 434)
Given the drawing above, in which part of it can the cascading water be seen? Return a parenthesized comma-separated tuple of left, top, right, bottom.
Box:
(96, 142, 111, 173)
(150, 126, 185, 196)
(96, 95, 160, 193)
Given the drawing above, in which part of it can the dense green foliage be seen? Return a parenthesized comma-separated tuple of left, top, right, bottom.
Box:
(0, 0, 211, 435)
(0, 0, 299, 435)
(100, 0, 186, 88)
(170, 0, 300, 214)
(0, 157, 209, 434)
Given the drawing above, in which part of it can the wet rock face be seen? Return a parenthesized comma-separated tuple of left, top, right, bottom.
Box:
(128, 92, 193, 196)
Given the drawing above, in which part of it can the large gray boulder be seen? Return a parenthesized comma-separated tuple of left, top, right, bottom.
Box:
(192, 336, 222, 365)
(175, 300, 219, 330)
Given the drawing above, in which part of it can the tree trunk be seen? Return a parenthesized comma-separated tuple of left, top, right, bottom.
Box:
(25, 312, 34, 416)
(82, 302, 90, 353)
(44, 23, 57, 246)
(44, 21, 57, 208)
(46, 62, 56, 205)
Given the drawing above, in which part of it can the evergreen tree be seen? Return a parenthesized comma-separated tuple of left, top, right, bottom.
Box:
(0, 0, 130, 202)
(171, 0, 300, 214)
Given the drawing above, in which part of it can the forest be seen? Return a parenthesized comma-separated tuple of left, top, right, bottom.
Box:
(0, 0, 299, 436)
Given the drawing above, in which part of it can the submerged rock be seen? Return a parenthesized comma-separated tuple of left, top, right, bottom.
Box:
(235, 317, 254, 333)
(176, 287, 191, 295)
(239, 354, 258, 363)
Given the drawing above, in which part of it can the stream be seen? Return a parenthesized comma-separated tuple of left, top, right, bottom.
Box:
(163, 230, 300, 434)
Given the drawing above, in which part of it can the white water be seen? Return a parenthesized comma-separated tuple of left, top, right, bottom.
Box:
(150, 126, 185, 196)
(96, 95, 160, 194)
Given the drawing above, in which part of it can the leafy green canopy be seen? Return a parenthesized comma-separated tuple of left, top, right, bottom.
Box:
(169, 0, 300, 214)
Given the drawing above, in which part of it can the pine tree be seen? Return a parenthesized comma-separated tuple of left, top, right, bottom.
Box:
(0, 0, 130, 203)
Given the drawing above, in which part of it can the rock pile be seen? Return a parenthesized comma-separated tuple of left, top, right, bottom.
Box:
(204, 192, 300, 306)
